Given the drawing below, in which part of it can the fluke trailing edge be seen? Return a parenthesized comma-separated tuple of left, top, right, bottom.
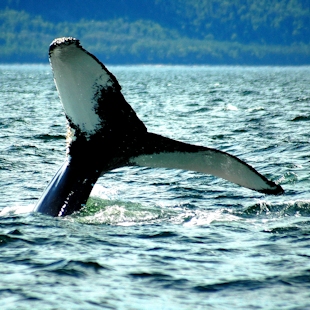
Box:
(34, 37, 284, 217)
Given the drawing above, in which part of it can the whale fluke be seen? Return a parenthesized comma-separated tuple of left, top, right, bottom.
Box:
(34, 37, 283, 217)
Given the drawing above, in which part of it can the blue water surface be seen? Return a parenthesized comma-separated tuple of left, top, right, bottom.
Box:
(0, 64, 310, 309)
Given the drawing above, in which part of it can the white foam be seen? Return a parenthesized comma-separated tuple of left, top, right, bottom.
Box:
(0, 204, 34, 216)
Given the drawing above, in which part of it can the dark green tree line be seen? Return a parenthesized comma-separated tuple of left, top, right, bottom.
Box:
(0, 4, 309, 64)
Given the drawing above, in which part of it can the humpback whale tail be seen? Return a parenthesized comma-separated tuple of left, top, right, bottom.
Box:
(34, 37, 283, 217)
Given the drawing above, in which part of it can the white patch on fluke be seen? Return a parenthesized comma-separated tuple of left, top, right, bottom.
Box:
(131, 150, 278, 192)
(49, 39, 114, 138)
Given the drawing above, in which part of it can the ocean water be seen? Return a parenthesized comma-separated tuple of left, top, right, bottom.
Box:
(0, 64, 310, 309)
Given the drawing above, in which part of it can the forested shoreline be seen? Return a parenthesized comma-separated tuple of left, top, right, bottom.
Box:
(0, 0, 309, 64)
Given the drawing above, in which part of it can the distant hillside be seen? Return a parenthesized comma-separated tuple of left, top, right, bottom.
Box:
(0, 0, 309, 64)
